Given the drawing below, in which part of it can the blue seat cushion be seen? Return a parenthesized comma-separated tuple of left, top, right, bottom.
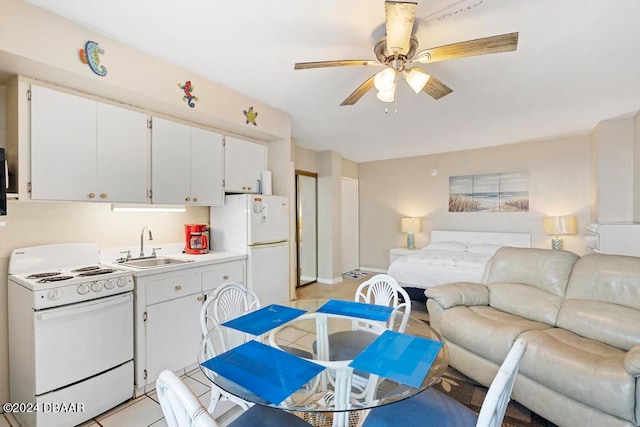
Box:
(313, 330, 378, 360)
(228, 404, 311, 427)
(362, 387, 478, 427)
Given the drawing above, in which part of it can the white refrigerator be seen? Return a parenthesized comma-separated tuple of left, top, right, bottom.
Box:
(210, 194, 290, 305)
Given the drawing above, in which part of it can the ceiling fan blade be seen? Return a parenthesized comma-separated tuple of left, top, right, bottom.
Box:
(414, 32, 519, 64)
(385, 1, 417, 56)
(340, 75, 376, 106)
(294, 60, 381, 70)
(422, 75, 453, 100)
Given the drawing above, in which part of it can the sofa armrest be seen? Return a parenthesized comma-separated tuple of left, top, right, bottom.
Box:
(424, 282, 489, 310)
(623, 344, 640, 377)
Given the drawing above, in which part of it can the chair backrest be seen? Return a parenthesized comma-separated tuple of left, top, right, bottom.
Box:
(355, 274, 411, 332)
(156, 370, 219, 427)
(200, 282, 261, 335)
(476, 338, 527, 427)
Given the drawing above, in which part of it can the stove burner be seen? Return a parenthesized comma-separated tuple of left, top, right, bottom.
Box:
(37, 275, 74, 283)
(77, 269, 118, 277)
(70, 266, 102, 273)
(26, 272, 62, 279)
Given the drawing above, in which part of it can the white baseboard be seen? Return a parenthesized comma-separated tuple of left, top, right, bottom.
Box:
(358, 266, 387, 274)
(316, 276, 344, 285)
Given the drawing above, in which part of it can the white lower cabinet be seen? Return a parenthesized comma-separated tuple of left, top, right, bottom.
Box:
(145, 291, 203, 383)
(134, 259, 246, 395)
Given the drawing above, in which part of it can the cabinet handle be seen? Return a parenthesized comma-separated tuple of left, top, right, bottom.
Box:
(193, 197, 199, 202)
(242, 186, 247, 190)
(247, 186, 252, 191)
(185, 197, 191, 202)
(88, 193, 96, 199)
(197, 296, 203, 302)
(100, 193, 108, 199)
(175, 285, 182, 291)
(223, 275, 229, 280)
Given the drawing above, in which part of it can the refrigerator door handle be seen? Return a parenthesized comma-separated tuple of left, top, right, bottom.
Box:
(249, 241, 288, 249)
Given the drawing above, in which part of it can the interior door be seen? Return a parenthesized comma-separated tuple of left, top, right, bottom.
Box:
(341, 177, 359, 274)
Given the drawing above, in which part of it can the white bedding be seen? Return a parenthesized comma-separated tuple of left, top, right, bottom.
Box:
(388, 230, 531, 293)
(388, 250, 490, 289)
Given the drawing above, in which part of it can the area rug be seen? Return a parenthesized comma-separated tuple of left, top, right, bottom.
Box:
(342, 270, 371, 279)
(432, 368, 558, 427)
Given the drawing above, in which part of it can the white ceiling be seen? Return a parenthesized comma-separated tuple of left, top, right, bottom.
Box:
(25, 0, 640, 163)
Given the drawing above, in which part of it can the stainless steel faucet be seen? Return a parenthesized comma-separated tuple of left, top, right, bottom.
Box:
(140, 226, 153, 257)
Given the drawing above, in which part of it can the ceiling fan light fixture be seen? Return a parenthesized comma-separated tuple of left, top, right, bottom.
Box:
(376, 86, 395, 103)
(374, 68, 397, 92)
(404, 68, 431, 93)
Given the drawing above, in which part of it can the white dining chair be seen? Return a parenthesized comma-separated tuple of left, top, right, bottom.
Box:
(199, 282, 313, 413)
(315, 274, 412, 401)
(361, 338, 528, 427)
(156, 370, 311, 427)
(199, 282, 260, 414)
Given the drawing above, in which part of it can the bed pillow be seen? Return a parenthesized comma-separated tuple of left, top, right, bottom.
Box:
(423, 241, 467, 252)
(466, 243, 502, 255)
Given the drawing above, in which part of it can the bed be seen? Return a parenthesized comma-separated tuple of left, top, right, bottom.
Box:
(388, 230, 531, 301)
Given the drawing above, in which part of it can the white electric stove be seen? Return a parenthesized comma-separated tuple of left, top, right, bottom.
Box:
(8, 243, 134, 427)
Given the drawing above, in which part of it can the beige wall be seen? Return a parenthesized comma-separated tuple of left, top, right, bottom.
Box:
(358, 134, 591, 270)
(590, 118, 635, 223)
(294, 146, 319, 174)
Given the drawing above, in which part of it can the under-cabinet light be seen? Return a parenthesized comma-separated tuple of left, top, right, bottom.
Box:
(111, 204, 186, 213)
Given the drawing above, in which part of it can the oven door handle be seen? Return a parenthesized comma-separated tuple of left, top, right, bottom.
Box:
(35, 293, 132, 321)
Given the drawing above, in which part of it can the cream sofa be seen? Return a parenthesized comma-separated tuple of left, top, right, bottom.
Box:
(425, 247, 640, 427)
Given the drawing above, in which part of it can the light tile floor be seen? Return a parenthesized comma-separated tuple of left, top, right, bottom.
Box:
(2, 274, 428, 427)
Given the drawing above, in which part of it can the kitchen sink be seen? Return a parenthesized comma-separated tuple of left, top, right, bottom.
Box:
(122, 257, 193, 269)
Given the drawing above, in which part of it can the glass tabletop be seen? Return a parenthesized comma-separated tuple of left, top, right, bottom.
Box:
(198, 299, 448, 423)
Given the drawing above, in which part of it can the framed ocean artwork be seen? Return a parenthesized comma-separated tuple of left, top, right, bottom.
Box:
(449, 171, 529, 212)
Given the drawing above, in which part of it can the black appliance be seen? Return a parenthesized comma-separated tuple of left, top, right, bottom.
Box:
(0, 148, 6, 215)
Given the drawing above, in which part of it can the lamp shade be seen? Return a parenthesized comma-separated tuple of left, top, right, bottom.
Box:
(404, 68, 431, 93)
(401, 217, 422, 233)
(543, 216, 577, 236)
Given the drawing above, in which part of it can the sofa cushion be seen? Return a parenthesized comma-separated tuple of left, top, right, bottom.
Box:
(558, 254, 640, 351)
(519, 328, 636, 422)
(482, 247, 579, 325)
(440, 305, 550, 365)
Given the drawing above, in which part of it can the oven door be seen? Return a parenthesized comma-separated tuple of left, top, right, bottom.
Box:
(33, 292, 133, 395)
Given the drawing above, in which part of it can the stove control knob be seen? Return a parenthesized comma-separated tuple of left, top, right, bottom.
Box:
(105, 279, 116, 290)
(91, 281, 104, 292)
(117, 277, 129, 287)
(77, 283, 90, 295)
(47, 288, 63, 300)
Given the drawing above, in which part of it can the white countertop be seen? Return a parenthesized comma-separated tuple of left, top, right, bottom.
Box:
(101, 243, 246, 277)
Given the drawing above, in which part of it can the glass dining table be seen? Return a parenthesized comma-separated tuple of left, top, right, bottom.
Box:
(197, 299, 449, 427)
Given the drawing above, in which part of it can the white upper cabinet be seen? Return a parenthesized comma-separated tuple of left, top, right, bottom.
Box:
(151, 117, 224, 206)
(96, 103, 149, 202)
(30, 85, 148, 202)
(224, 136, 266, 193)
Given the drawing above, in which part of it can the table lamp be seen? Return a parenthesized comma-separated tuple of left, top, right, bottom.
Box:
(401, 217, 422, 249)
(543, 216, 577, 250)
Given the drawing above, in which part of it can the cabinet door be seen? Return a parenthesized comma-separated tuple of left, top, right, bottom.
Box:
(97, 103, 149, 203)
(30, 85, 97, 200)
(190, 127, 223, 206)
(224, 137, 266, 193)
(145, 293, 203, 383)
(151, 117, 191, 204)
(245, 142, 267, 193)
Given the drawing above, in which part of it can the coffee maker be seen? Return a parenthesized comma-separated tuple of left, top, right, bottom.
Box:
(184, 224, 210, 254)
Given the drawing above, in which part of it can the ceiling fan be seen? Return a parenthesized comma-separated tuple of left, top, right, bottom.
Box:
(294, 1, 518, 106)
